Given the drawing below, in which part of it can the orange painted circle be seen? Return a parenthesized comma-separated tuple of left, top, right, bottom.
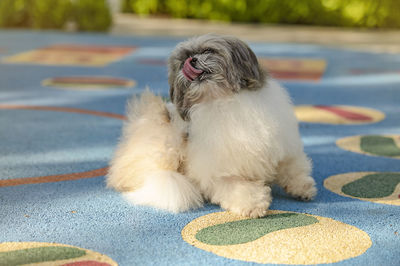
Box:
(0, 105, 125, 187)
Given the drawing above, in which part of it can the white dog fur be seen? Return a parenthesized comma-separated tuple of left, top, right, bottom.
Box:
(107, 34, 316, 218)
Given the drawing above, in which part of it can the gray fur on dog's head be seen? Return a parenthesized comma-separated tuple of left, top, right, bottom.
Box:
(168, 34, 267, 120)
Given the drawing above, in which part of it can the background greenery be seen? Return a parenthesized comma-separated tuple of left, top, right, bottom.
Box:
(1, 0, 399, 31)
(0, 0, 112, 31)
(122, 0, 400, 29)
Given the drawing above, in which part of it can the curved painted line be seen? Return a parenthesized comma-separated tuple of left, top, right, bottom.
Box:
(61, 261, 112, 266)
(0, 105, 126, 120)
(0, 105, 125, 187)
(270, 71, 323, 81)
(0, 167, 109, 187)
(138, 59, 166, 65)
(42, 44, 135, 54)
(42, 76, 136, 89)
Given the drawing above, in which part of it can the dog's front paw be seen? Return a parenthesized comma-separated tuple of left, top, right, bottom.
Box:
(286, 177, 317, 201)
(230, 200, 271, 218)
(222, 186, 272, 218)
(297, 185, 317, 201)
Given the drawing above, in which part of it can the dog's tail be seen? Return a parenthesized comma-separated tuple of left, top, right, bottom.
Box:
(123, 170, 203, 213)
(107, 89, 203, 213)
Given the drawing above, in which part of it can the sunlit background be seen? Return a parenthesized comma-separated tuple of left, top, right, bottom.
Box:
(0, 0, 399, 32)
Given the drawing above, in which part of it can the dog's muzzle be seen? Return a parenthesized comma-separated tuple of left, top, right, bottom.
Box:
(182, 57, 203, 81)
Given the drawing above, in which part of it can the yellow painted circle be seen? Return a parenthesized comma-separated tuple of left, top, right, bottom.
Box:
(182, 210, 371, 264)
(0, 242, 117, 266)
(337, 135, 400, 159)
(324, 172, 400, 206)
(295, 105, 385, 125)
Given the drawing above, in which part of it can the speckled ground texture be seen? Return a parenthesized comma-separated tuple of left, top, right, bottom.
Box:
(0, 30, 399, 266)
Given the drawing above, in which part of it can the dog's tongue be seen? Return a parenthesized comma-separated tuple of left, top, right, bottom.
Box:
(182, 57, 203, 81)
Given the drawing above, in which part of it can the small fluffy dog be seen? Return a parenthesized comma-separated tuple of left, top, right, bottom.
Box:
(107, 34, 317, 218)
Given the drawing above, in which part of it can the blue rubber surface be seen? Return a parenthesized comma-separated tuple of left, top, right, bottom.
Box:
(0, 30, 399, 266)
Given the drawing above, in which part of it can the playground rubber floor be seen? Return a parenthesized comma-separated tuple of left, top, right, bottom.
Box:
(0, 30, 399, 266)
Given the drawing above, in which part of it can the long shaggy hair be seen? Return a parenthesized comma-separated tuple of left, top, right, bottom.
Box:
(107, 34, 317, 218)
(168, 34, 266, 120)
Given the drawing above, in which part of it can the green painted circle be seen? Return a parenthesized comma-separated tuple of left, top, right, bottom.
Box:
(360, 135, 400, 157)
(0, 242, 117, 266)
(195, 213, 318, 246)
(341, 173, 400, 198)
(0, 246, 85, 265)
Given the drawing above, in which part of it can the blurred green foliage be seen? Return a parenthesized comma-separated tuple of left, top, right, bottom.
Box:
(122, 0, 400, 28)
(32, 0, 72, 29)
(0, 0, 32, 27)
(0, 0, 112, 31)
(73, 0, 112, 31)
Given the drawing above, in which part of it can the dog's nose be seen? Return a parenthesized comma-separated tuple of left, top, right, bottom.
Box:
(190, 57, 197, 67)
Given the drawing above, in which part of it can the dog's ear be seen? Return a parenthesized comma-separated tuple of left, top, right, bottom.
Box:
(169, 80, 175, 103)
(168, 56, 179, 103)
(168, 58, 174, 99)
(168, 59, 189, 120)
(170, 85, 190, 121)
(225, 37, 266, 91)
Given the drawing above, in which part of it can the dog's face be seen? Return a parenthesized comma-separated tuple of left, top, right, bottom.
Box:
(168, 34, 266, 120)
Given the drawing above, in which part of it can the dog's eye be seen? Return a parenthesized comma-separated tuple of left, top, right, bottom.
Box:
(202, 48, 214, 54)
